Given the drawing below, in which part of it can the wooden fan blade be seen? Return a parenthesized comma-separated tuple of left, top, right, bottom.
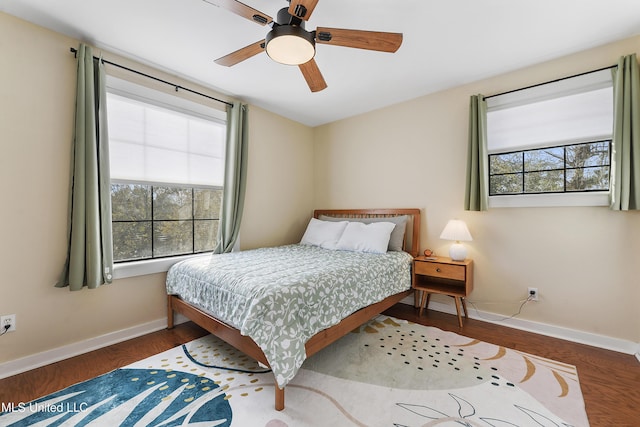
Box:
(215, 40, 265, 66)
(202, 0, 272, 25)
(288, 0, 319, 20)
(299, 59, 327, 92)
(315, 27, 403, 52)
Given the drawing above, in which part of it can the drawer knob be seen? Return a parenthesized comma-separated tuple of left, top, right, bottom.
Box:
(436, 268, 441, 272)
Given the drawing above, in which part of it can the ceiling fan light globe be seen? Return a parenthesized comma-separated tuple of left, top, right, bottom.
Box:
(266, 26, 315, 65)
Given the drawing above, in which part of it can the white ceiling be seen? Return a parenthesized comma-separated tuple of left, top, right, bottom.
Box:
(2, 0, 640, 126)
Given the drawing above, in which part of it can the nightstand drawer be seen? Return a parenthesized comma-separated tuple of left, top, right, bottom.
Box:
(415, 261, 465, 281)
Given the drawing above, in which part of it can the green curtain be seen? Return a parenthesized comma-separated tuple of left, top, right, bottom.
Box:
(610, 54, 640, 211)
(214, 102, 249, 254)
(464, 94, 489, 211)
(56, 44, 113, 290)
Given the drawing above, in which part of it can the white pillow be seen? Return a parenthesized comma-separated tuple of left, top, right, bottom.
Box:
(300, 218, 348, 249)
(335, 221, 396, 254)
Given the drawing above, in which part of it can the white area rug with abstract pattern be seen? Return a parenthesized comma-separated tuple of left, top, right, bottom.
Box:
(0, 315, 589, 426)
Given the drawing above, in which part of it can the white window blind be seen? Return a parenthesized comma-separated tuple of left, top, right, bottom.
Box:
(106, 79, 226, 187)
(486, 68, 614, 153)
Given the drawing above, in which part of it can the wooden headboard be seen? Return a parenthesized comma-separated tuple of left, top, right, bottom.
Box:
(313, 208, 421, 257)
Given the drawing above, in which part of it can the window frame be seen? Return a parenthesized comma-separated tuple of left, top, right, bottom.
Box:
(105, 76, 227, 279)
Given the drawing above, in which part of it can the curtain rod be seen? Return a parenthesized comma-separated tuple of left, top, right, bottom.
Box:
(483, 64, 617, 101)
(70, 47, 233, 108)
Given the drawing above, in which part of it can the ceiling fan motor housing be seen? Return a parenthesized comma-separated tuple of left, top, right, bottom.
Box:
(276, 6, 302, 26)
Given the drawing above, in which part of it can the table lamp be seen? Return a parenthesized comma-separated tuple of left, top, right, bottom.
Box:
(439, 219, 472, 261)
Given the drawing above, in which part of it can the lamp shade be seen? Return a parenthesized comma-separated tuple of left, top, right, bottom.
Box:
(439, 219, 472, 242)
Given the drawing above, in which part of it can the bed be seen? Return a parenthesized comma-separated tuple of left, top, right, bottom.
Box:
(166, 208, 420, 410)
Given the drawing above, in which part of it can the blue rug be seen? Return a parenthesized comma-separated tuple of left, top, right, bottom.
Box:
(0, 315, 589, 426)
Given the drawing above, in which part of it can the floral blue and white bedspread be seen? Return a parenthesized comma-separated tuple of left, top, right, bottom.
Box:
(166, 244, 412, 388)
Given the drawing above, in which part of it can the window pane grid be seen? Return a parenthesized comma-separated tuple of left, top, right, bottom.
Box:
(111, 183, 222, 262)
(489, 140, 611, 196)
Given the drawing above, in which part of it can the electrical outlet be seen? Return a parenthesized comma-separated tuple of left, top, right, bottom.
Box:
(528, 287, 539, 301)
(1, 314, 16, 332)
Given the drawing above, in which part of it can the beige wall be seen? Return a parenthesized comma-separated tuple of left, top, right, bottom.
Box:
(314, 35, 640, 343)
(241, 105, 315, 249)
(0, 13, 315, 364)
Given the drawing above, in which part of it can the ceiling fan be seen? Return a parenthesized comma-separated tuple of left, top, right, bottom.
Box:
(205, 0, 403, 92)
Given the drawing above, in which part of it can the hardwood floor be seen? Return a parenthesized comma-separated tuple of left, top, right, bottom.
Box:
(1, 304, 638, 425)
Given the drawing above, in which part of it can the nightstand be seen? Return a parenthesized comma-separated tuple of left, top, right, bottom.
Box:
(413, 256, 474, 328)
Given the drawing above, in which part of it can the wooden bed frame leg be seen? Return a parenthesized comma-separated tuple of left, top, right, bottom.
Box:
(167, 295, 175, 329)
(275, 386, 285, 411)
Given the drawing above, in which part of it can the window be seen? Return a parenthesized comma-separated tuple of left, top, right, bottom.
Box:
(486, 68, 614, 207)
(106, 77, 226, 267)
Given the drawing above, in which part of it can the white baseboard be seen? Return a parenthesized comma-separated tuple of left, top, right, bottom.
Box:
(399, 297, 639, 356)
(0, 314, 188, 380)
